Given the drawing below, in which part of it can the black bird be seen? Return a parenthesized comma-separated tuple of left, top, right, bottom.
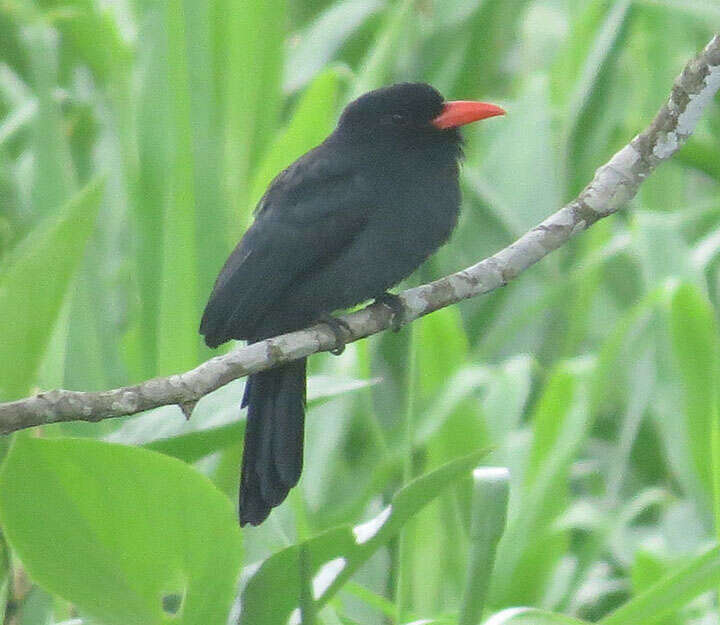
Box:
(200, 83, 504, 525)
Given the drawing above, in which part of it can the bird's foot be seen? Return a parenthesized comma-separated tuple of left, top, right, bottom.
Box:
(375, 292, 405, 332)
(318, 314, 352, 355)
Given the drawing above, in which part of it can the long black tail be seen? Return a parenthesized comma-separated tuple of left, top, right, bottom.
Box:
(239, 358, 307, 526)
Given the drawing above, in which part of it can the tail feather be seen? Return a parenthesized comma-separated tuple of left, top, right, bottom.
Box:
(239, 358, 307, 526)
(272, 365, 307, 486)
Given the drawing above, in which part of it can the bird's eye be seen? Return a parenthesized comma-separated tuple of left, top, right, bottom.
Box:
(381, 113, 408, 126)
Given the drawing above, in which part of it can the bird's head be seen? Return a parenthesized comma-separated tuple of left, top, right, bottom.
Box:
(337, 82, 505, 149)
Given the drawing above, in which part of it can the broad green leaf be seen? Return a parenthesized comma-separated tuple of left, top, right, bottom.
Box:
(240, 450, 487, 625)
(599, 544, 720, 625)
(0, 437, 242, 625)
(249, 67, 341, 210)
(670, 283, 720, 506)
(0, 179, 103, 399)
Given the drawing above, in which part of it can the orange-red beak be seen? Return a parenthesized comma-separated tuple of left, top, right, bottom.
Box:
(432, 101, 506, 129)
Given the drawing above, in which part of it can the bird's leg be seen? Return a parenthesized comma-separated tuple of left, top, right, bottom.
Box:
(374, 292, 405, 332)
(318, 314, 352, 355)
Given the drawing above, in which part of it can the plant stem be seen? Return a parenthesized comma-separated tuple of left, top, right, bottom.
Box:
(396, 325, 418, 624)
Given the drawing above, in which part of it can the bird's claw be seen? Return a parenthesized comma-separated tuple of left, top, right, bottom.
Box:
(375, 292, 405, 332)
(319, 314, 352, 355)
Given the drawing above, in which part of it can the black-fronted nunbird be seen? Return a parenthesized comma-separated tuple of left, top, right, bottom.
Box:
(200, 83, 504, 525)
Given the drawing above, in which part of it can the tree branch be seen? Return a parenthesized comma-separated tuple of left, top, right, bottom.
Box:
(2, 35, 719, 436)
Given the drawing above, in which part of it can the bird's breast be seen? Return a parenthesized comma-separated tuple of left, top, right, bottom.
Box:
(374, 158, 460, 246)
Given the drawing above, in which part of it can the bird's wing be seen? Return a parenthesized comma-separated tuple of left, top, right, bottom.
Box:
(200, 148, 371, 346)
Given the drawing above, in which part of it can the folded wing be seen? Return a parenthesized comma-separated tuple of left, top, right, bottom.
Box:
(200, 145, 371, 346)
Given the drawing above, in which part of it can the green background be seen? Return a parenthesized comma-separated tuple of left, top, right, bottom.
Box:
(0, 1, 719, 624)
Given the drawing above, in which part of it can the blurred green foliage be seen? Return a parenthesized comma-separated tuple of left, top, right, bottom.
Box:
(0, 0, 719, 624)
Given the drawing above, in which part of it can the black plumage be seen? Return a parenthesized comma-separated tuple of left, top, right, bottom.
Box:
(200, 82, 503, 525)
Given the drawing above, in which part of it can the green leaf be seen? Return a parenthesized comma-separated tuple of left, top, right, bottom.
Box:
(284, 0, 382, 92)
(481, 356, 534, 444)
(18, 587, 53, 625)
(0, 178, 103, 399)
(459, 467, 510, 625)
(630, 552, 675, 625)
(342, 581, 397, 620)
(0, 437, 242, 625)
(483, 608, 591, 625)
(634, 212, 696, 286)
(670, 283, 720, 505)
(452, 0, 534, 98)
(350, 0, 415, 98)
(416, 305, 469, 400)
(467, 74, 561, 238)
(551, 0, 619, 104)
(221, 0, 285, 219)
(180, 0, 228, 357)
(599, 544, 720, 625)
(0, 533, 8, 621)
(676, 138, 720, 182)
(43, 0, 132, 81)
(24, 23, 77, 217)
(240, 450, 487, 625)
(554, 0, 634, 194)
(156, 0, 203, 375)
(128, 8, 171, 379)
(412, 357, 532, 484)
(249, 67, 341, 210)
(633, 0, 720, 20)
(491, 360, 592, 605)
